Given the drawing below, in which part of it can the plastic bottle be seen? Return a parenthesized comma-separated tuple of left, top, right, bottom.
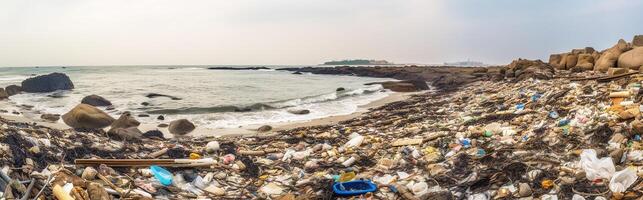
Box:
(150, 165, 173, 186)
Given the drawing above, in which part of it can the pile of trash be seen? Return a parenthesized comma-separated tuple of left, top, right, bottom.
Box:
(3, 68, 643, 198)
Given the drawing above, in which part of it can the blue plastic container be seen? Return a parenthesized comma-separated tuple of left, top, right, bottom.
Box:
(333, 180, 377, 196)
(150, 165, 173, 186)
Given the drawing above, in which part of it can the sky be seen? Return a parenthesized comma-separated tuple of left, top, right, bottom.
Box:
(1, 0, 642, 67)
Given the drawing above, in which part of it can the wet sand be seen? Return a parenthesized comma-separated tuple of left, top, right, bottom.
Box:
(0, 91, 420, 138)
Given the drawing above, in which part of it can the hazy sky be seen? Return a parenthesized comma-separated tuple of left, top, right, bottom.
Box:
(1, 0, 642, 67)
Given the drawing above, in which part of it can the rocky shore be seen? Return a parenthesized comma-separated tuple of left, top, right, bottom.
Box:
(1, 35, 643, 199)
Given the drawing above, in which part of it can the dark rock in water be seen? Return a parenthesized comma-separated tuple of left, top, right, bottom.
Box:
(143, 130, 165, 139)
(366, 80, 429, 92)
(40, 113, 60, 122)
(0, 109, 7, 113)
(234, 107, 252, 112)
(138, 114, 150, 117)
(81, 95, 112, 106)
(106, 106, 115, 110)
(0, 88, 8, 99)
(62, 104, 115, 130)
(292, 71, 303, 75)
(141, 102, 150, 106)
(158, 123, 169, 128)
(21, 72, 74, 93)
(168, 119, 196, 135)
(207, 66, 270, 70)
(146, 93, 182, 100)
(336, 87, 345, 92)
(12, 111, 20, 115)
(288, 109, 310, 115)
(5, 85, 22, 96)
(157, 115, 165, 120)
(47, 91, 67, 98)
(257, 125, 272, 132)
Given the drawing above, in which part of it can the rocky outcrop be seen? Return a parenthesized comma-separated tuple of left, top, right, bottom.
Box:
(21, 73, 74, 93)
(504, 59, 555, 80)
(81, 95, 112, 107)
(548, 54, 563, 69)
(564, 54, 578, 69)
(62, 104, 115, 130)
(594, 39, 631, 72)
(617, 47, 643, 70)
(4, 85, 21, 96)
(278, 65, 491, 91)
(108, 112, 142, 141)
(168, 119, 195, 136)
(257, 125, 272, 132)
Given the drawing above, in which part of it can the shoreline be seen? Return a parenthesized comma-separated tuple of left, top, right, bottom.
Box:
(0, 91, 420, 138)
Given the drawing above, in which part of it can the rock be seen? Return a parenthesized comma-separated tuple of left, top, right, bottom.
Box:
(146, 93, 182, 100)
(105, 106, 115, 111)
(62, 104, 115, 130)
(108, 127, 143, 141)
(81, 167, 98, 180)
(617, 47, 643, 70)
(288, 109, 310, 115)
(4, 85, 21, 96)
(40, 114, 60, 122)
(203, 185, 225, 196)
(168, 119, 196, 135)
(607, 68, 628, 76)
(21, 72, 74, 93)
(381, 82, 417, 92)
(595, 39, 631, 72)
(518, 183, 532, 197)
(157, 115, 165, 120)
(158, 123, 169, 128)
(575, 53, 595, 71)
(292, 71, 303, 75)
(633, 35, 643, 47)
(336, 87, 346, 92)
(141, 102, 150, 106)
(206, 141, 220, 153)
(142, 130, 165, 139)
(257, 125, 272, 132)
(505, 59, 555, 80)
(110, 112, 140, 130)
(564, 54, 578, 69)
(0, 88, 8, 100)
(138, 114, 150, 117)
(548, 54, 563, 69)
(81, 95, 112, 107)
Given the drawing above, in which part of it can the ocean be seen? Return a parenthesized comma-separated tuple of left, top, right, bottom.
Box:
(0, 66, 394, 129)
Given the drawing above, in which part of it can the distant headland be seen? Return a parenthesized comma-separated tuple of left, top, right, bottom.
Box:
(322, 59, 392, 65)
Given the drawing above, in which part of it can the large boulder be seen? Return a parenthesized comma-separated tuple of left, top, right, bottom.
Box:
(81, 95, 112, 107)
(505, 59, 555, 80)
(574, 53, 595, 71)
(548, 54, 563, 69)
(617, 47, 643, 70)
(594, 39, 631, 72)
(168, 119, 195, 136)
(564, 54, 578, 69)
(62, 104, 115, 130)
(21, 73, 74, 93)
(633, 35, 643, 47)
(4, 85, 21, 96)
(0, 89, 8, 100)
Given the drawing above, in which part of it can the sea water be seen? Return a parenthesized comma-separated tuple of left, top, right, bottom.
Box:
(0, 66, 394, 128)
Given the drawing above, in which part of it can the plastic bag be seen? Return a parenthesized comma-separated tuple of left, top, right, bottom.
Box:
(609, 168, 637, 193)
(571, 194, 585, 200)
(579, 149, 615, 181)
